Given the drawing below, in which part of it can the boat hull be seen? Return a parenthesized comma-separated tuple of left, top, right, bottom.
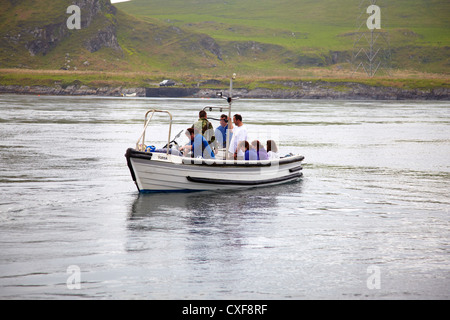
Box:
(125, 148, 304, 193)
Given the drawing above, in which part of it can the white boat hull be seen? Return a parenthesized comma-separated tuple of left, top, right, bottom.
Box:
(125, 148, 304, 193)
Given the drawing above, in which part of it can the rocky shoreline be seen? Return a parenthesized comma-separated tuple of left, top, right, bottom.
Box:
(0, 82, 448, 100)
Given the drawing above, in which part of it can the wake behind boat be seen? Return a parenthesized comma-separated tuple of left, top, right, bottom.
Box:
(125, 75, 304, 193)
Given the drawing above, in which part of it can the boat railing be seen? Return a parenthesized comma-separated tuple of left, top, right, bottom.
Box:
(202, 105, 231, 112)
(136, 109, 173, 155)
(201, 105, 231, 121)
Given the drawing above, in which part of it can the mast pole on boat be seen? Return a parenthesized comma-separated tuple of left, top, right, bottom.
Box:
(226, 73, 236, 160)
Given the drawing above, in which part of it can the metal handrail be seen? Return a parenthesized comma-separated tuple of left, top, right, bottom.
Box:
(201, 105, 232, 121)
(136, 109, 173, 155)
(202, 105, 231, 113)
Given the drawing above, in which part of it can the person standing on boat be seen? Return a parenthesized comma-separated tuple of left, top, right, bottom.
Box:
(181, 128, 215, 159)
(228, 114, 248, 160)
(192, 110, 217, 152)
(215, 114, 233, 148)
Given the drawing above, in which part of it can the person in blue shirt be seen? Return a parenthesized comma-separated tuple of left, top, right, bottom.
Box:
(251, 140, 269, 160)
(214, 114, 233, 149)
(181, 128, 215, 159)
(238, 140, 258, 161)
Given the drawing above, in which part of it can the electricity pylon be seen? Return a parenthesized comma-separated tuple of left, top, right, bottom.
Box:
(352, 0, 391, 77)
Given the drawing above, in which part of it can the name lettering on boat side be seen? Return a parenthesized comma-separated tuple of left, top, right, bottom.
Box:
(156, 154, 169, 161)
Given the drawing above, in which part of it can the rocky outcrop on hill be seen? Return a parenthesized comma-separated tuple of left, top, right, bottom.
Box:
(7, 0, 121, 57)
(74, 0, 122, 53)
(24, 23, 68, 56)
(84, 24, 122, 53)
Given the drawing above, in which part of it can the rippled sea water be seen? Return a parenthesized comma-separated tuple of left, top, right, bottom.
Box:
(0, 95, 449, 299)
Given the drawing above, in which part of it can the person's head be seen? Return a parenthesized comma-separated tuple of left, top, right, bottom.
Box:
(199, 110, 207, 119)
(266, 140, 278, 153)
(185, 127, 195, 140)
(220, 114, 228, 127)
(251, 140, 261, 151)
(233, 114, 243, 125)
(238, 140, 249, 152)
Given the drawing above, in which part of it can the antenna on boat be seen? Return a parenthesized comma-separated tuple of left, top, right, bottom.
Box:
(214, 73, 238, 159)
(225, 73, 237, 160)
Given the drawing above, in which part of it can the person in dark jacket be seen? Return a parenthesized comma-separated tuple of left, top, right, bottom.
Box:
(192, 110, 217, 151)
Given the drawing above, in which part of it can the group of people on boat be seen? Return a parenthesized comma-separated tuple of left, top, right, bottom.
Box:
(180, 110, 279, 160)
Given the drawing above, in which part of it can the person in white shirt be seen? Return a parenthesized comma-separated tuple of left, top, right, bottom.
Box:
(228, 114, 248, 160)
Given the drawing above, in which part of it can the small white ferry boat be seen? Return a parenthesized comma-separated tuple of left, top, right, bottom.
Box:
(125, 76, 304, 193)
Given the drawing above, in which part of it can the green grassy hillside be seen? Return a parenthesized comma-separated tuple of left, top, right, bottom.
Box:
(0, 0, 448, 80)
(116, 0, 450, 74)
(0, 0, 243, 74)
(116, 0, 450, 46)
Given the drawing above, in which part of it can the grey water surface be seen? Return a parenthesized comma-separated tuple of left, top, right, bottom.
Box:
(0, 95, 449, 299)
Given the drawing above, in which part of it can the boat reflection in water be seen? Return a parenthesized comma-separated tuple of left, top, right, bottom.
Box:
(124, 182, 303, 295)
(127, 180, 303, 236)
(129, 180, 303, 219)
